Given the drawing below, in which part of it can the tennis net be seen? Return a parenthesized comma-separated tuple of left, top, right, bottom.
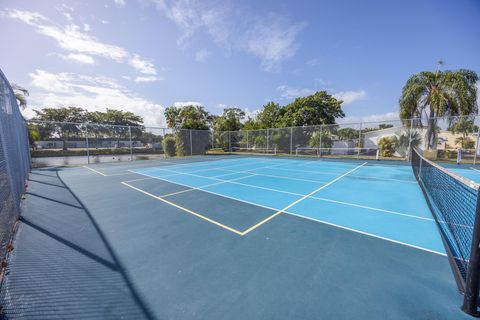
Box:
(295, 147, 378, 159)
(411, 147, 480, 315)
(231, 147, 277, 155)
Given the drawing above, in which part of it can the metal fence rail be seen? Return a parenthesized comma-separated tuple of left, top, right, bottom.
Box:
(0, 69, 30, 263)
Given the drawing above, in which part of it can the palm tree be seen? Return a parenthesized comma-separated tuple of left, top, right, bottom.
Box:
(12, 84, 29, 109)
(399, 62, 478, 149)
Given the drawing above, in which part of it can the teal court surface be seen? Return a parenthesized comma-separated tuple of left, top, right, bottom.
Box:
(448, 163, 480, 183)
(0, 155, 472, 319)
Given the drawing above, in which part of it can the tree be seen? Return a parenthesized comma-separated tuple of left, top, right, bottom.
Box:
(378, 137, 396, 157)
(399, 63, 478, 149)
(102, 108, 143, 147)
(337, 128, 359, 140)
(165, 105, 210, 130)
(449, 118, 478, 140)
(256, 102, 283, 129)
(12, 84, 29, 110)
(455, 136, 475, 149)
(214, 108, 245, 132)
(281, 91, 345, 127)
(33, 107, 88, 150)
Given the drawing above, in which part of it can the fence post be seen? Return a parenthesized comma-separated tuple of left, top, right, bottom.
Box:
(266, 129, 269, 150)
(128, 126, 133, 161)
(357, 123, 363, 159)
(407, 118, 414, 160)
(189, 129, 193, 156)
(228, 131, 231, 152)
(211, 130, 214, 149)
(290, 127, 293, 154)
(85, 123, 90, 164)
(319, 125, 323, 157)
(474, 126, 480, 165)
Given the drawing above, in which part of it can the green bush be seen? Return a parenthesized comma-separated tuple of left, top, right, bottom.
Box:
(455, 136, 475, 149)
(162, 136, 176, 157)
(378, 136, 396, 157)
(175, 133, 186, 156)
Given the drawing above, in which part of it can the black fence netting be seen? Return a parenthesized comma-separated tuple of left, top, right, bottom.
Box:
(0, 69, 30, 262)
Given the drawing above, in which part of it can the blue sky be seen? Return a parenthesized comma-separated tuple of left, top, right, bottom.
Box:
(1, 0, 479, 127)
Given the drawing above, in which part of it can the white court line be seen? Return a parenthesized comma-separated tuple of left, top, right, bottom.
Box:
(129, 166, 445, 255)
(267, 166, 417, 184)
(470, 167, 480, 173)
(240, 162, 369, 234)
(158, 173, 259, 198)
(123, 177, 154, 183)
(131, 164, 433, 222)
(284, 212, 446, 256)
(216, 168, 329, 184)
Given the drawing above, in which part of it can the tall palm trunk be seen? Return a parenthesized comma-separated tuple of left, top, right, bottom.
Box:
(425, 117, 438, 150)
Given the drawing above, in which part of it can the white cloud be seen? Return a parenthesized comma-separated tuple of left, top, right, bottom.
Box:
(2, 8, 47, 24)
(29, 70, 73, 93)
(101, 19, 109, 25)
(60, 53, 95, 64)
(4, 9, 161, 76)
(337, 111, 400, 125)
(244, 14, 305, 72)
(114, 0, 126, 7)
(277, 85, 314, 100)
(277, 84, 368, 106)
(129, 54, 157, 75)
(134, 76, 161, 83)
(215, 103, 227, 109)
(173, 101, 203, 107)
(333, 90, 367, 105)
(4, 9, 128, 61)
(195, 48, 210, 62)
(26, 70, 165, 127)
(154, 1, 305, 71)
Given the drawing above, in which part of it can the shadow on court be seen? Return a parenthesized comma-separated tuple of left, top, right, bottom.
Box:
(0, 168, 155, 320)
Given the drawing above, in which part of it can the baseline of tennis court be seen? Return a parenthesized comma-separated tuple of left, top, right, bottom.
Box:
(0, 155, 470, 319)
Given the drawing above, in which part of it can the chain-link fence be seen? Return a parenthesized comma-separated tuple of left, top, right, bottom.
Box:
(27, 121, 214, 167)
(214, 115, 480, 164)
(0, 69, 30, 263)
(28, 115, 480, 166)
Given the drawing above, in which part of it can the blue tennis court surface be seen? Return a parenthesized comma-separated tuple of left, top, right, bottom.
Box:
(130, 157, 444, 253)
(448, 165, 480, 183)
(0, 155, 471, 319)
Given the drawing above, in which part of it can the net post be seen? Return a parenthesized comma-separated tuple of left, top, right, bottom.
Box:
(290, 127, 293, 154)
(462, 191, 480, 317)
(128, 125, 133, 161)
(85, 123, 90, 164)
(189, 129, 193, 156)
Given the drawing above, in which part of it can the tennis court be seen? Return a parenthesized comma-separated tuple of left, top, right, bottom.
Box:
(1, 154, 472, 319)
